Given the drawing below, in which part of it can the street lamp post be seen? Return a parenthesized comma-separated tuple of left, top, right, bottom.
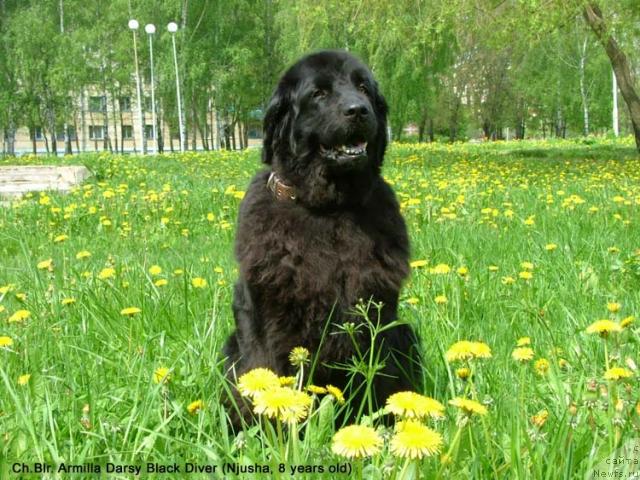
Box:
(145, 24, 158, 154)
(168, 22, 185, 153)
(128, 19, 146, 154)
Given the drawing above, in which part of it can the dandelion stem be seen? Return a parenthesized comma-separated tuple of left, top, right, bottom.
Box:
(397, 458, 414, 480)
(436, 422, 465, 479)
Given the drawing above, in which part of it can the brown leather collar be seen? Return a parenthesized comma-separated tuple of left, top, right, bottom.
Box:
(267, 172, 297, 201)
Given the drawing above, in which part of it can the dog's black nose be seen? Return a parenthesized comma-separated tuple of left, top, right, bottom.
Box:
(344, 103, 369, 118)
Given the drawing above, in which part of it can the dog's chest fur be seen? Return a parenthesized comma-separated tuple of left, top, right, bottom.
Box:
(235, 171, 409, 335)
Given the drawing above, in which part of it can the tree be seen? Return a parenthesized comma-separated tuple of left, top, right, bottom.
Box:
(583, 2, 640, 150)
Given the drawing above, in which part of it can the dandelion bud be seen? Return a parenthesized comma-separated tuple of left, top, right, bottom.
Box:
(289, 346, 310, 367)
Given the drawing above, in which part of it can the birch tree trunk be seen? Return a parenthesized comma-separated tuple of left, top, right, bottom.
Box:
(578, 37, 590, 136)
(584, 3, 640, 151)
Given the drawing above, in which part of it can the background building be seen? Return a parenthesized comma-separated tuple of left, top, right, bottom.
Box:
(5, 87, 262, 156)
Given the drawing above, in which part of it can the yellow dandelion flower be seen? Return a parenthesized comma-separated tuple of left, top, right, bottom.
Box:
(456, 266, 469, 276)
(430, 263, 451, 274)
(252, 387, 312, 423)
(531, 409, 549, 428)
(326, 384, 345, 404)
(61, 297, 76, 305)
(18, 374, 31, 385)
(604, 367, 633, 381)
(406, 297, 420, 305)
(307, 385, 327, 394)
(512, 347, 534, 362)
(449, 397, 488, 416)
(621, 316, 634, 329)
(76, 250, 91, 260)
(534, 358, 550, 375)
(149, 265, 162, 276)
(390, 420, 443, 459)
(445, 340, 492, 362)
(501, 276, 515, 285)
(289, 346, 310, 366)
(120, 307, 141, 316)
(488, 265, 499, 272)
(279, 376, 296, 387)
(586, 320, 622, 336)
(434, 295, 448, 305)
(37, 259, 53, 270)
(385, 391, 445, 420)
(331, 425, 382, 459)
(237, 368, 280, 398)
(8, 309, 31, 323)
(191, 277, 207, 288)
(520, 262, 534, 270)
(154, 279, 168, 287)
(607, 302, 621, 313)
(545, 243, 557, 251)
(98, 267, 116, 280)
(410, 260, 428, 268)
(53, 234, 69, 243)
(187, 399, 205, 414)
(516, 337, 531, 347)
(173, 269, 184, 276)
(153, 367, 171, 384)
(0, 336, 14, 348)
(456, 367, 471, 380)
(518, 271, 533, 280)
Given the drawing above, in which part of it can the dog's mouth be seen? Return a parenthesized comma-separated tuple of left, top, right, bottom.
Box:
(319, 141, 368, 165)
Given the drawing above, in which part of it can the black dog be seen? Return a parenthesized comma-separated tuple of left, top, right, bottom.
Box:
(224, 50, 422, 424)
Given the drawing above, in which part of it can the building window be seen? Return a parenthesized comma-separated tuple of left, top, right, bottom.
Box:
(122, 125, 133, 139)
(247, 127, 262, 139)
(145, 125, 154, 139)
(89, 125, 104, 140)
(89, 96, 106, 112)
(143, 96, 153, 112)
(119, 96, 131, 112)
(32, 127, 43, 141)
(55, 126, 76, 141)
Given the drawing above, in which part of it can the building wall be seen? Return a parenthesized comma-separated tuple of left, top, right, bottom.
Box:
(4, 89, 262, 156)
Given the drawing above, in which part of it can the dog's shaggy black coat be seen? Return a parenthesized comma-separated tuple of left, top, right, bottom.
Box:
(224, 50, 423, 424)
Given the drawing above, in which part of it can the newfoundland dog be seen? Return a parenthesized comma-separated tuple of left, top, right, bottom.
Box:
(224, 50, 422, 424)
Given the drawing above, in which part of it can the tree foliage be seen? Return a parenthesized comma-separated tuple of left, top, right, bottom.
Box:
(0, 0, 639, 154)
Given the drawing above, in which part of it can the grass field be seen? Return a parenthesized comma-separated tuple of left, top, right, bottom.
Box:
(1, 138, 639, 479)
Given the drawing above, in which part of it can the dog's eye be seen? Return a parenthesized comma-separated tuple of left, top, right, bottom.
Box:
(312, 89, 327, 99)
(358, 83, 369, 94)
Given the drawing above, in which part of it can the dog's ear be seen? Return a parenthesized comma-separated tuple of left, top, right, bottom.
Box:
(372, 82, 389, 168)
(262, 84, 293, 165)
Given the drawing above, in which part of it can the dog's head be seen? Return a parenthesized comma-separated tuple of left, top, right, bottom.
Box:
(262, 50, 388, 195)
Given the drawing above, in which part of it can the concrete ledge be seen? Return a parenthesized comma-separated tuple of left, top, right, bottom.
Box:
(0, 165, 91, 200)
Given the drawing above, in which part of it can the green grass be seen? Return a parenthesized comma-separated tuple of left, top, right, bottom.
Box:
(1, 137, 639, 479)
